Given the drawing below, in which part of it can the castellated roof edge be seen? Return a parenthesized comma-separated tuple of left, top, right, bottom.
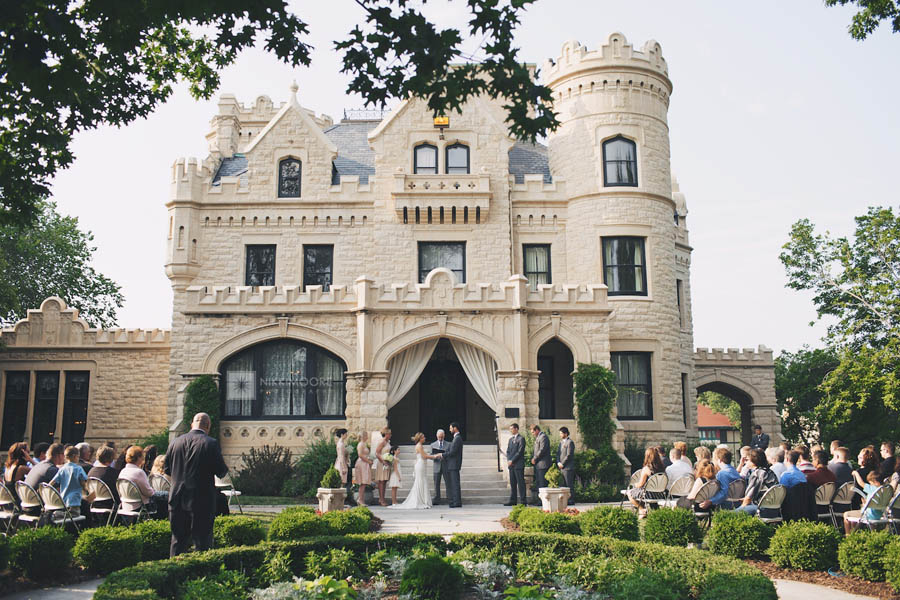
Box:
(542, 32, 669, 86)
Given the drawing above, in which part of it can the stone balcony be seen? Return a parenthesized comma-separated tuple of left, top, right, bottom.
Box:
(391, 173, 491, 223)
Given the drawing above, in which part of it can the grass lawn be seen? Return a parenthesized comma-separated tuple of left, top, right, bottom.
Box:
(239, 495, 311, 506)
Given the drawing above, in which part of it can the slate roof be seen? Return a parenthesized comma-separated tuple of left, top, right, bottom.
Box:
(210, 122, 553, 186)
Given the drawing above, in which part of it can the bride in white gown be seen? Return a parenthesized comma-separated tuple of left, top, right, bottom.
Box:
(389, 432, 436, 509)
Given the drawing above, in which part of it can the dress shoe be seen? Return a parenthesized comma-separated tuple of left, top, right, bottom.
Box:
(503, 501, 515, 506)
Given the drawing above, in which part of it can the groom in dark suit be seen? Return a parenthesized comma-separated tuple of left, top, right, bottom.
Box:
(444, 422, 464, 508)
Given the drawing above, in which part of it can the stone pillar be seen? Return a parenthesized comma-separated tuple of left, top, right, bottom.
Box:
(345, 372, 389, 436)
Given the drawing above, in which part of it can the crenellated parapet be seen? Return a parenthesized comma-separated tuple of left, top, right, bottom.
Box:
(170, 157, 212, 203)
(694, 346, 774, 366)
(0, 297, 170, 349)
(183, 270, 611, 315)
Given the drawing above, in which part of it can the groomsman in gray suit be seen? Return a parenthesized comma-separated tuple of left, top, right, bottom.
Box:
(430, 429, 451, 504)
(557, 426, 576, 505)
(530, 425, 550, 503)
(503, 423, 526, 506)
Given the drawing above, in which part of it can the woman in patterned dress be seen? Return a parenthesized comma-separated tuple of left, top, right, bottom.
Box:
(374, 427, 393, 506)
(353, 431, 374, 505)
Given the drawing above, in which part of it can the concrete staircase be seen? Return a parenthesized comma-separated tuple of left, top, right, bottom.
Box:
(387, 444, 511, 505)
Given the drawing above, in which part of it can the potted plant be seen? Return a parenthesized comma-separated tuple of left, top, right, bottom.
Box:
(316, 466, 347, 513)
(538, 464, 571, 512)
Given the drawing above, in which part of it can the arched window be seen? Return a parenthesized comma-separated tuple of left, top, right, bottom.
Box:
(602, 136, 638, 187)
(414, 143, 438, 174)
(445, 143, 469, 174)
(537, 339, 574, 419)
(278, 158, 302, 197)
(220, 340, 346, 419)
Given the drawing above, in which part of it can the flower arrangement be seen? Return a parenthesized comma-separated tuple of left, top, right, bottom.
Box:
(381, 452, 394, 464)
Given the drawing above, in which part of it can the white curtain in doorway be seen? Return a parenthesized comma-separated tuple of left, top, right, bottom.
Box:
(386, 339, 439, 408)
(450, 340, 498, 413)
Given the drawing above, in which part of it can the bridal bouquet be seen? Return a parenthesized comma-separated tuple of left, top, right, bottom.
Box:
(382, 452, 394, 464)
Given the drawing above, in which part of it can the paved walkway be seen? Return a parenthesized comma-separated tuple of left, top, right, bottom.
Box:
(2, 579, 102, 600)
(773, 579, 877, 599)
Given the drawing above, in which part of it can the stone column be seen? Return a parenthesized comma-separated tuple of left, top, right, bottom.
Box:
(345, 372, 389, 436)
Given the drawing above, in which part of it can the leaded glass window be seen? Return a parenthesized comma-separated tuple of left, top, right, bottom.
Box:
(602, 136, 638, 187)
(611, 352, 652, 420)
(278, 158, 301, 197)
(602, 237, 647, 296)
(220, 340, 346, 419)
(62, 371, 89, 444)
(414, 144, 438, 174)
(31, 371, 59, 445)
(246, 245, 276, 286)
(1, 372, 29, 447)
(524, 244, 551, 291)
(446, 143, 469, 174)
(418, 242, 465, 283)
(303, 245, 333, 291)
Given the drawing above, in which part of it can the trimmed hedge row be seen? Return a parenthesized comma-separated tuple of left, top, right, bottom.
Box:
(707, 510, 773, 560)
(512, 505, 639, 541)
(94, 534, 445, 599)
(267, 505, 372, 540)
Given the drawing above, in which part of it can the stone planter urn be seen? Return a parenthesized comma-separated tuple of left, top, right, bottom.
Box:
(539, 487, 571, 513)
(316, 487, 347, 513)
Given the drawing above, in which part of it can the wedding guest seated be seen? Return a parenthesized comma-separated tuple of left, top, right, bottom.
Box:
(828, 440, 842, 465)
(779, 451, 807, 488)
(806, 449, 837, 488)
(30, 442, 50, 468)
(50, 446, 91, 518)
(828, 446, 854, 487)
(673, 441, 692, 467)
(735, 448, 779, 516)
(25, 443, 64, 489)
(699, 447, 741, 510)
(75, 442, 94, 473)
(693, 445, 711, 463)
(767, 447, 786, 479)
(88, 446, 120, 507)
(852, 447, 879, 489)
(794, 445, 815, 474)
(658, 446, 672, 468)
(878, 442, 896, 481)
(142, 445, 158, 476)
(684, 458, 717, 507)
(890, 459, 900, 492)
(737, 446, 753, 477)
(843, 469, 886, 534)
(628, 447, 665, 517)
(119, 446, 166, 517)
(4, 442, 32, 492)
(150, 455, 170, 484)
(665, 447, 693, 488)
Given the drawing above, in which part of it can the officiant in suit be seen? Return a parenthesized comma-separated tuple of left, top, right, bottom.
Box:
(430, 429, 451, 504)
(530, 425, 550, 503)
(503, 423, 526, 506)
(444, 422, 464, 507)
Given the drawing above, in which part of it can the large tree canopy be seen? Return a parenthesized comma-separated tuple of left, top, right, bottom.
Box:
(0, 0, 553, 227)
(774, 347, 840, 445)
(826, 0, 900, 39)
(0, 201, 123, 328)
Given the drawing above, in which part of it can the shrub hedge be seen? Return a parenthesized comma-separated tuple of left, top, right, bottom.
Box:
(642, 507, 702, 547)
(768, 520, 840, 571)
(515, 508, 579, 535)
(838, 530, 895, 582)
(706, 511, 773, 560)
(9, 526, 74, 580)
(267, 506, 372, 540)
(213, 515, 266, 548)
(578, 506, 639, 541)
(0, 535, 8, 572)
(884, 539, 900, 592)
(73, 527, 143, 575)
(133, 520, 172, 561)
(399, 555, 465, 600)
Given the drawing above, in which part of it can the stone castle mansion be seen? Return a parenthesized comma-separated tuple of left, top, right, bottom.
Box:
(0, 33, 779, 465)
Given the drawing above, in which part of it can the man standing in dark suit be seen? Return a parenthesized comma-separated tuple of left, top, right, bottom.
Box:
(165, 412, 229, 557)
(557, 427, 576, 505)
(443, 422, 464, 508)
(430, 429, 451, 504)
(530, 425, 550, 504)
(503, 423, 526, 506)
(750, 425, 770, 450)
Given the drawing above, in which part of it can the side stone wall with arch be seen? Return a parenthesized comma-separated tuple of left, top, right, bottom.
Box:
(693, 346, 780, 446)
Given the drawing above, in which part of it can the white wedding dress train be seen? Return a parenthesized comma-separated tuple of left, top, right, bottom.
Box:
(389, 443, 432, 509)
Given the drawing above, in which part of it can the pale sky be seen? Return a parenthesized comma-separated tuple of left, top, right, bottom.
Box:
(49, 0, 899, 355)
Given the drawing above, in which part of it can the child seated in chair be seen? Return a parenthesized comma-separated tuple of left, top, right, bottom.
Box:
(843, 469, 885, 534)
(50, 446, 93, 519)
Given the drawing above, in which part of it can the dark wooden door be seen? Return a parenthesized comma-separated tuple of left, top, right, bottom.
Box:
(419, 359, 467, 440)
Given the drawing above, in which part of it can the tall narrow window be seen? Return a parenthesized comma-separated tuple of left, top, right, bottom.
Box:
(602, 237, 647, 296)
(610, 352, 652, 420)
(31, 371, 59, 445)
(278, 158, 301, 197)
(523, 244, 551, 291)
(681, 372, 689, 427)
(445, 143, 470, 174)
(246, 245, 276, 286)
(602, 136, 638, 186)
(414, 144, 438, 174)
(418, 242, 465, 283)
(61, 371, 90, 444)
(303, 245, 334, 291)
(537, 356, 555, 419)
(676, 279, 684, 328)
(1, 372, 29, 447)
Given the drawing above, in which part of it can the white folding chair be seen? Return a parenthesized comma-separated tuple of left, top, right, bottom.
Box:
(756, 484, 786, 525)
(886, 489, 900, 535)
(15, 481, 43, 528)
(642, 473, 669, 511)
(830, 481, 863, 528)
(116, 479, 153, 524)
(691, 480, 720, 528)
(39, 483, 87, 532)
(149, 474, 171, 493)
(88, 477, 117, 527)
(0, 485, 20, 533)
(620, 470, 642, 508)
(215, 473, 243, 514)
(844, 484, 893, 531)
(814, 482, 836, 523)
(663, 474, 695, 507)
(726, 479, 747, 509)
